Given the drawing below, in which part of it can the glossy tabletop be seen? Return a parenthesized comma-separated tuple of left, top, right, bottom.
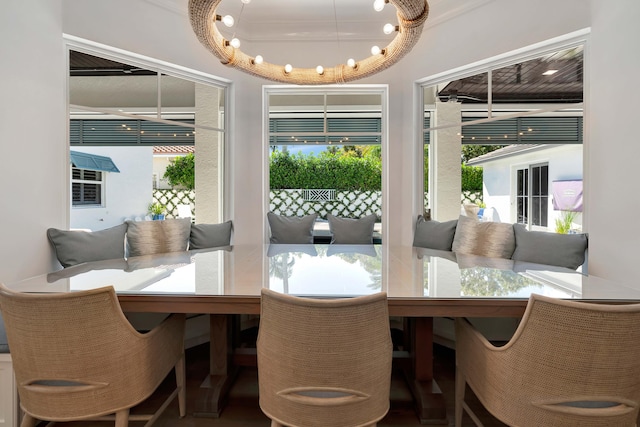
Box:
(8, 244, 640, 317)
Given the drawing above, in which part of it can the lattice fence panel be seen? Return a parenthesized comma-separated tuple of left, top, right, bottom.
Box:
(271, 189, 382, 219)
(153, 189, 196, 219)
(153, 189, 481, 222)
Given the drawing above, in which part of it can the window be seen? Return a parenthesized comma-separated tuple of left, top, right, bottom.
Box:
(72, 168, 103, 206)
(517, 164, 549, 228)
(266, 87, 386, 232)
(66, 36, 229, 230)
(419, 36, 585, 232)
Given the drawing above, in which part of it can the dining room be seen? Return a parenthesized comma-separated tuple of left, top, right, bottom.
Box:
(2, 0, 640, 426)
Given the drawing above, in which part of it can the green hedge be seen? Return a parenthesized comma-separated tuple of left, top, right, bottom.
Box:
(462, 164, 483, 191)
(270, 151, 382, 191)
(270, 150, 483, 192)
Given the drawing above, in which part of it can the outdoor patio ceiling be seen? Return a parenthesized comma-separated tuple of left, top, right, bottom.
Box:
(438, 47, 584, 103)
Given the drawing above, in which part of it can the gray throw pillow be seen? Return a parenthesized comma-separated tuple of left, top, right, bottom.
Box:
(126, 218, 192, 257)
(511, 223, 588, 269)
(267, 212, 317, 244)
(47, 224, 127, 268)
(452, 215, 516, 259)
(327, 213, 377, 244)
(412, 215, 458, 251)
(189, 221, 233, 250)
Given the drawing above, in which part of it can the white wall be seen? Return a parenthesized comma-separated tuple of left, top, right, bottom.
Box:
(70, 146, 153, 230)
(0, 0, 66, 282)
(3, 0, 640, 284)
(480, 145, 583, 229)
(153, 155, 175, 189)
(587, 0, 640, 282)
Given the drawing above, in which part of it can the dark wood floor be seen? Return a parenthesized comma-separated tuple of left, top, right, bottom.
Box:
(54, 341, 506, 427)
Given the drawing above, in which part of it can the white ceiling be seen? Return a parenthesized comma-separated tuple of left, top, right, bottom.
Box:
(149, 0, 494, 42)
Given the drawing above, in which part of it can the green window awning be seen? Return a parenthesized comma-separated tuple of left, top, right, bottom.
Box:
(70, 151, 120, 173)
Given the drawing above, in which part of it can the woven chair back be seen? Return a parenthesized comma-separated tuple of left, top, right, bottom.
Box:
(257, 288, 392, 427)
(466, 294, 640, 426)
(0, 284, 179, 422)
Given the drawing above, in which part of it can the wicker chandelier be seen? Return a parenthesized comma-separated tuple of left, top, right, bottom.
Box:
(188, 0, 429, 85)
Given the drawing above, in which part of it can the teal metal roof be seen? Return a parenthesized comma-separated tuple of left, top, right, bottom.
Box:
(70, 151, 120, 172)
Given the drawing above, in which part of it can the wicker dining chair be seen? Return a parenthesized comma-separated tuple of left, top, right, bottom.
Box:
(257, 288, 393, 427)
(455, 293, 640, 427)
(0, 283, 186, 427)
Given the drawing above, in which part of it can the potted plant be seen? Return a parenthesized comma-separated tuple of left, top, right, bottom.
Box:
(555, 210, 578, 234)
(148, 202, 166, 220)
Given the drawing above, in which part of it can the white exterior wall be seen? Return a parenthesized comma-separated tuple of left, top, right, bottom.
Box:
(479, 145, 583, 230)
(2, 0, 640, 286)
(70, 146, 153, 230)
(153, 155, 175, 189)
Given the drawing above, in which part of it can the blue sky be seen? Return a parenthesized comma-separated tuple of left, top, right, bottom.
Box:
(276, 145, 340, 156)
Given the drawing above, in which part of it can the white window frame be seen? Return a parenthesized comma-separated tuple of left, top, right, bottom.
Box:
(414, 29, 589, 222)
(71, 167, 105, 207)
(262, 85, 389, 241)
(64, 35, 234, 225)
(515, 162, 550, 230)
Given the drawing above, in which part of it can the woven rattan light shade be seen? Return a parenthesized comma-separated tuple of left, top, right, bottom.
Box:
(188, 0, 429, 85)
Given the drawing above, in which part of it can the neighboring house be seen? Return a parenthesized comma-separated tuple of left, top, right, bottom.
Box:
(70, 146, 154, 230)
(153, 145, 194, 189)
(466, 144, 583, 232)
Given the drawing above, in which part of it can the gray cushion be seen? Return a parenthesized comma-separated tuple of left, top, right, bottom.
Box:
(267, 212, 317, 244)
(327, 213, 377, 244)
(47, 224, 127, 268)
(189, 221, 233, 250)
(452, 215, 516, 259)
(126, 218, 192, 257)
(511, 223, 588, 270)
(0, 312, 8, 353)
(412, 215, 458, 251)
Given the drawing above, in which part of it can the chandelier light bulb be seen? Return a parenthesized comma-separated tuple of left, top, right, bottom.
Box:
(254, 55, 264, 64)
(371, 45, 382, 55)
(230, 37, 241, 48)
(316, 65, 324, 75)
(221, 15, 234, 27)
(347, 58, 356, 68)
(284, 64, 293, 74)
(383, 23, 396, 34)
(373, 0, 386, 12)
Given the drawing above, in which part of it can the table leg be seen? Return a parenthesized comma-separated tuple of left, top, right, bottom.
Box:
(406, 317, 448, 425)
(193, 314, 238, 418)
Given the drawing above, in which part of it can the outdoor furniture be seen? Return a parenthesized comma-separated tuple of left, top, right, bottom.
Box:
(0, 284, 186, 427)
(176, 204, 192, 220)
(455, 293, 640, 427)
(257, 288, 393, 427)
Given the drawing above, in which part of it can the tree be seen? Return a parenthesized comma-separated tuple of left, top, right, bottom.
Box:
(164, 153, 195, 190)
(461, 145, 503, 163)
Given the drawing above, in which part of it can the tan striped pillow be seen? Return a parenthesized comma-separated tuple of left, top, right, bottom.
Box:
(452, 215, 515, 259)
(126, 218, 192, 257)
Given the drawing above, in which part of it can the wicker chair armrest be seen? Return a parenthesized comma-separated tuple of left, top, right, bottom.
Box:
(131, 313, 186, 388)
(455, 317, 517, 405)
